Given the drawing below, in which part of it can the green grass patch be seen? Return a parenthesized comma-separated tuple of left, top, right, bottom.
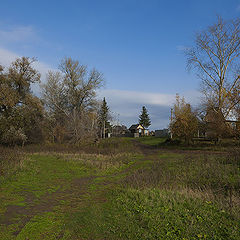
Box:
(0, 154, 93, 217)
(138, 136, 167, 146)
(1, 155, 91, 198)
(66, 188, 240, 240)
(16, 212, 69, 240)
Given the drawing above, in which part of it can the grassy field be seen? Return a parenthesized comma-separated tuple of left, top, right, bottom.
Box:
(0, 138, 239, 239)
(139, 136, 240, 151)
(137, 136, 167, 146)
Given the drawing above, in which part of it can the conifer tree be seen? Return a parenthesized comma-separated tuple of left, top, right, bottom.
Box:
(139, 106, 151, 128)
(98, 98, 111, 138)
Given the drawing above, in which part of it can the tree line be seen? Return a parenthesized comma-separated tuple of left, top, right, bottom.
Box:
(0, 57, 110, 145)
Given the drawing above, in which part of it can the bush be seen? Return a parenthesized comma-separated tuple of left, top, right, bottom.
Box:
(1, 126, 27, 146)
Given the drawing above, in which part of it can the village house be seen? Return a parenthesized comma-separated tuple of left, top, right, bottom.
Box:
(128, 124, 149, 137)
(191, 107, 240, 143)
(204, 107, 240, 138)
(111, 125, 128, 137)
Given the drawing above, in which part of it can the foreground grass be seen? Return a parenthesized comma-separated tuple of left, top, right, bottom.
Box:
(0, 139, 239, 239)
(70, 188, 239, 240)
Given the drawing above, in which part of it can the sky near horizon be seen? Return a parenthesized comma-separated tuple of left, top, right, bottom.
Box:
(0, 0, 240, 129)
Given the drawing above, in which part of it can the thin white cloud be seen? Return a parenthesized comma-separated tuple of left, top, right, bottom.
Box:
(99, 89, 175, 107)
(176, 45, 191, 51)
(0, 26, 36, 43)
(0, 48, 55, 95)
(0, 47, 54, 94)
(0, 48, 19, 66)
(0, 47, 52, 76)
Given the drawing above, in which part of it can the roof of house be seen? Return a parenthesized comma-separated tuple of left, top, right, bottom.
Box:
(205, 107, 225, 123)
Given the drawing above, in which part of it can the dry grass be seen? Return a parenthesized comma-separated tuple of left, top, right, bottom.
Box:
(0, 146, 25, 177)
(20, 138, 138, 155)
(63, 152, 136, 170)
(31, 152, 137, 171)
(0, 138, 139, 181)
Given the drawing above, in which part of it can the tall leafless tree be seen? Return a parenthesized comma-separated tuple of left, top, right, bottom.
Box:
(186, 16, 240, 118)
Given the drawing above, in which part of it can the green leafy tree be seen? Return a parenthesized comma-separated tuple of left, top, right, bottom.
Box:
(139, 106, 151, 128)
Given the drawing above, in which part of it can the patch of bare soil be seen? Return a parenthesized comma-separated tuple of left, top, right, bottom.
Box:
(132, 140, 159, 155)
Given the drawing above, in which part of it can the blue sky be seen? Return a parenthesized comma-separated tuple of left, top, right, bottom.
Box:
(1, 0, 240, 129)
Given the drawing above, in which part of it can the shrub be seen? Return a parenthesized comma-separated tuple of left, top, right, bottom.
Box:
(1, 126, 27, 146)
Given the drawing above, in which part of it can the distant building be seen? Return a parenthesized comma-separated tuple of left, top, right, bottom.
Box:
(128, 124, 143, 137)
(191, 107, 240, 141)
(204, 107, 239, 138)
(112, 125, 128, 137)
(155, 129, 169, 138)
(128, 124, 150, 137)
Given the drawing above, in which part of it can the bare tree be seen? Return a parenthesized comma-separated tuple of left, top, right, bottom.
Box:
(42, 71, 67, 118)
(186, 16, 240, 118)
(59, 57, 104, 112)
(42, 57, 104, 143)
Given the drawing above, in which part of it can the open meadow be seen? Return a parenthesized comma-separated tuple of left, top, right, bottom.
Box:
(0, 137, 239, 240)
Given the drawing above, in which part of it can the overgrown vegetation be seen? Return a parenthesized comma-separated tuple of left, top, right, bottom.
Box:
(0, 146, 24, 178)
(170, 94, 198, 144)
(125, 151, 240, 214)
